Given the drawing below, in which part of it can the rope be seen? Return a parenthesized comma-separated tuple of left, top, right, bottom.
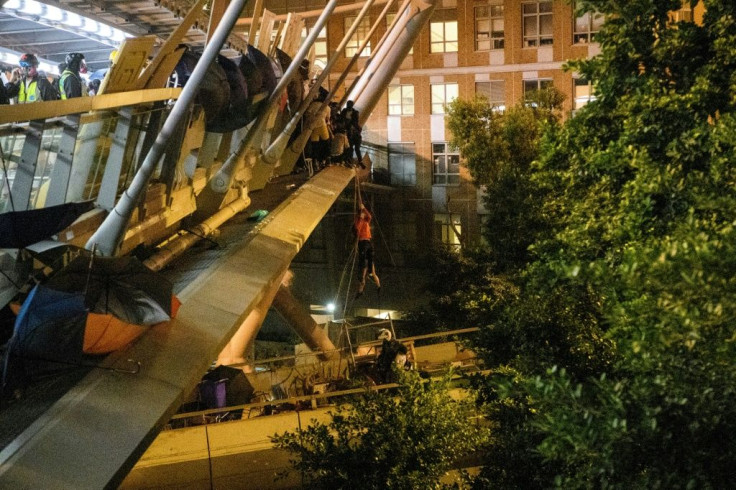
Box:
(340, 244, 358, 319)
(0, 142, 15, 212)
(333, 174, 361, 319)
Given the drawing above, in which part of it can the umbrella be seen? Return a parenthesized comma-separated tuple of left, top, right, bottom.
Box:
(10, 255, 180, 361)
(0, 200, 94, 249)
(88, 68, 108, 81)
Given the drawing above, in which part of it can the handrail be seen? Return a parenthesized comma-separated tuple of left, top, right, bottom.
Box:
(0, 87, 182, 125)
(221, 326, 481, 368)
(170, 369, 488, 421)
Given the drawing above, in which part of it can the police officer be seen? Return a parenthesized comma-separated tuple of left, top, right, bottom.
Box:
(5, 53, 59, 103)
(59, 52, 88, 99)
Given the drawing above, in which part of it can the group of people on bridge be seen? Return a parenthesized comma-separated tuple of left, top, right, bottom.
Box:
(305, 91, 365, 171)
(0, 52, 93, 104)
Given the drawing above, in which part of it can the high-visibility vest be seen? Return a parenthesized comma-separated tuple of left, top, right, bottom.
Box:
(18, 79, 39, 103)
(59, 70, 87, 100)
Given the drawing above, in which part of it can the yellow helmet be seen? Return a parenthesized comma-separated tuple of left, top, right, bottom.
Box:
(109, 49, 119, 62)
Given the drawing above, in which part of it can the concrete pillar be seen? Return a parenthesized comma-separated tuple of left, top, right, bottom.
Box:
(216, 271, 286, 372)
(273, 283, 338, 361)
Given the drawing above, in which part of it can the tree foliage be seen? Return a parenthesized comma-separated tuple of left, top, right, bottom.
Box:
(272, 370, 488, 489)
(443, 0, 736, 487)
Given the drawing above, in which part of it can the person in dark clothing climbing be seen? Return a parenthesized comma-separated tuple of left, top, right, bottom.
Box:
(375, 328, 408, 383)
(5, 53, 59, 103)
(354, 200, 380, 297)
(59, 52, 88, 99)
(341, 100, 365, 169)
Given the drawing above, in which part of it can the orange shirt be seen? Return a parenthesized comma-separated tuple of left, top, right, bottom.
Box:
(355, 208, 372, 240)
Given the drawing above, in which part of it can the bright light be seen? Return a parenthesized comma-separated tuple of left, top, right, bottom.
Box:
(2, 0, 131, 46)
(326, 303, 335, 312)
(38, 62, 58, 75)
(44, 5, 63, 22)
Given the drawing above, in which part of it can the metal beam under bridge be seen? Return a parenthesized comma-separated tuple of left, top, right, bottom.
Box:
(0, 166, 356, 489)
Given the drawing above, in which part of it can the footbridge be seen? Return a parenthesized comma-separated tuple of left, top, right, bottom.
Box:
(0, 0, 438, 486)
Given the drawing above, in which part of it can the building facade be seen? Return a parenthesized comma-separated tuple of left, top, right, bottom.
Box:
(280, 0, 700, 315)
(325, 1, 604, 250)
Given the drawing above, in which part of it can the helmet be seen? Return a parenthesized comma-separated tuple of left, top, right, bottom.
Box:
(19, 53, 39, 68)
(377, 328, 392, 341)
(109, 49, 118, 62)
(65, 52, 87, 73)
(65, 52, 84, 66)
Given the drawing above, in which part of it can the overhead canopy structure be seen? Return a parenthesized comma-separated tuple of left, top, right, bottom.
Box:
(0, 0, 248, 71)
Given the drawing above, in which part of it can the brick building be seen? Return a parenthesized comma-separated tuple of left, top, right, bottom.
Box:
(277, 0, 700, 314)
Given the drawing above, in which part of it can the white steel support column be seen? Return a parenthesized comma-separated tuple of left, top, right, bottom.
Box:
(353, 0, 438, 124)
(86, 0, 250, 257)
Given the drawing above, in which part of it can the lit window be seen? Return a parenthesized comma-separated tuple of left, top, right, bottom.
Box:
(522, 1, 553, 47)
(345, 16, 371, 57)
(671, 2, 694, 22)
(432, 142, 460, 185)
(573, 4, 603, 44)
(573, 78, 595, 113)
(475, 80, 505, 111)
(474, 3, 504, 51)
(388, 143, 416, 186)
(430, 20, 458, 53)
(431, 83, 458, 114)
(302, 25, 328, 68)
(434, 213, 462, 250)
(388, 85, 415, 116)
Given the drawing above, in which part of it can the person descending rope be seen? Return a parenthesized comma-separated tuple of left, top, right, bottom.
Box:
(354, 198, 380, 298)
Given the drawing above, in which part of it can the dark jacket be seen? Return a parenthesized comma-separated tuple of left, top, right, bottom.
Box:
(6, 75, 59, 102)
(59, 69, 85, 99)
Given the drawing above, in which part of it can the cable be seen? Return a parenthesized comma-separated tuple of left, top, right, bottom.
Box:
(334, 176, 361, 318)
(333, 243, 356, 318)
(0, 142, 15, 212)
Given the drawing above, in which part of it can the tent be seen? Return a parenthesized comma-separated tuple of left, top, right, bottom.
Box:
(5, 255, 180, 375)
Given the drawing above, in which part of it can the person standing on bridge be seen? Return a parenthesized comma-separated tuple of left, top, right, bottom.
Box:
(59, 52, 88, 99)
(354, 199, 380, 298)
(341, 100, 365, 169)
(5, 53, 59, 103)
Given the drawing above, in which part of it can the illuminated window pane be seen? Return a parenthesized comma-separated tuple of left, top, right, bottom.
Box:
(430, 83, 458, 114)
(388, 84, 414, 115)
(573, 78, 596, 112)
(430, 20, 458, 53)
(434, 213, 462, 250)
(345, 16, 371, 57)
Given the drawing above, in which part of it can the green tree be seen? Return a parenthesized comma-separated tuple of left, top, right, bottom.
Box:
(446, 90, 562, 271)
(474, 0, 736, 487)
(272, 370, 488, 489)
(437, 0, 736, 487)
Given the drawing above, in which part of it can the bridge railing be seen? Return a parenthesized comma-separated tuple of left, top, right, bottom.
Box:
(0, 88, 181, 213)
